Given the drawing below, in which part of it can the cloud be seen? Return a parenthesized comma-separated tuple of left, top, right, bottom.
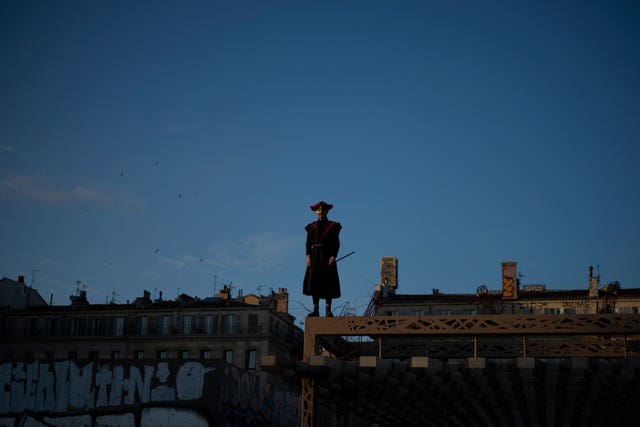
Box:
(0, 175, 111, 205)
(153, 233, 302, 285)
(159, 257, 186, 268)
(204, 232, 302, 273)
(159, 254, 208, 270)
(73, 186, 110, 203)
(0, 145, 16, 153)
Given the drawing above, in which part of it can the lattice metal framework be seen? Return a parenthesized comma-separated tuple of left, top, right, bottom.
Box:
(300, 314, 640, 427)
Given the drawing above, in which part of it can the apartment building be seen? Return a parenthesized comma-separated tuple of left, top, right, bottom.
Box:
(369, 258, 640, 316)
(0, 283, 303, 372)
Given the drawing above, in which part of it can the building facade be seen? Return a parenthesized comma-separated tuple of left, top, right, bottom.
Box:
(0, 286, 303, 373)
(368, 259, 640, 317)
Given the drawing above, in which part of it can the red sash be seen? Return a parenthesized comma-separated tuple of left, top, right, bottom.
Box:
(313, 221, 336, 240)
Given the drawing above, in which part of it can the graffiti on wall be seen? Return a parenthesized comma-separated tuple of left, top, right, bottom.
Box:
(0, 359, 300, 427)
(0, 408, 209, 427)
(219, 364, 300, 427)
(0, 360, 215, 413)
(0, 360, 217, 427)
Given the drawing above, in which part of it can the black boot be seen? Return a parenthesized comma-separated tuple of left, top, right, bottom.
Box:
(325, 304, 333, 317)
(308, 305, 319, 317)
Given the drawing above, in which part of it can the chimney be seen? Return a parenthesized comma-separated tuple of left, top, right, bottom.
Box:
(136, 290, 153, 307)
(588, 266, 600, 298)
(275, 288, 289, 313)
(501, 261, 518, 300)
(380, 257, 399, 289)
(215, 286, 231, 300)
(17, 275, 25, 284)
(69, 290, 89, 308)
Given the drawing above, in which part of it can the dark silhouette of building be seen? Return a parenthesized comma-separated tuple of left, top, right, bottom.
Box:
(0, 285, 302, 372)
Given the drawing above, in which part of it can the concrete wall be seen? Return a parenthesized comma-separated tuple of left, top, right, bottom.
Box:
(0, 359, 299, 426)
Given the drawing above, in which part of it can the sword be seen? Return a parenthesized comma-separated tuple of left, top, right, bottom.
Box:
(336, 251, 355, 262)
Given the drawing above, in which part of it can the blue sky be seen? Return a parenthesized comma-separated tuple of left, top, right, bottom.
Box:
(1, 1, 639, 322)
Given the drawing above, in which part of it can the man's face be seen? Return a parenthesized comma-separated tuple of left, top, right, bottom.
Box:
(316, 207, 327, 219)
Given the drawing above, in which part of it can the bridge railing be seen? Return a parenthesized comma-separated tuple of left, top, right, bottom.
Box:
(299, 314, 640, 427)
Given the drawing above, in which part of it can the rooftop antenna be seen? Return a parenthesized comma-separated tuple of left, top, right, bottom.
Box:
(30, 268, 39, 288)
(222, 281, 234, 298)
(26, 268, 39, 306)
(110, 288, 121, 304)
(518, 270, 526, 286)
(75, 280, 86, 295)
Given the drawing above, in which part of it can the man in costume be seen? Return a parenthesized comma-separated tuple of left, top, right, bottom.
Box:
(303, 201, 342, 317)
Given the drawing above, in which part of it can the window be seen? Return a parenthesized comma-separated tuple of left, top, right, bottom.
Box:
(248, 314, 259, 333)
(45, 351, 55, 360)
(111, 351, 120, 359)
(135, 351, 145, 359)
(160, 316, 171, 335)
(68, 318, 80, 336)
(13, 318, 26, 337)
(31, 318, 47, 336)
(68, 351, 78, 359)
(89, 350, 99, 359)
(272, 320, 280, 336)
(113, 317, 124, 336)
(98, 317, 110, 336)
(182, 315, 193, 335)
(222, 314, 240, 334)
(29, 318, 37, 336)
(201, 350, 212, 359)
(87, 317, 99, 336)
(223, 350, 233, 364)
(544, 308, 561, 315)
(157, 350, 168, 359)
(399, 310, 419, 315)
(49, 319, 59, 337)
(138, 316, 149, 336)
(203, 315, 217, 334)
(76, 318, 86, 336)
(180, 350, 189, 360)
(245, 349, 256, 370)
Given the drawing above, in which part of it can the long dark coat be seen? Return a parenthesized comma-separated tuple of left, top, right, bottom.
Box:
(303, 219, 342, 299)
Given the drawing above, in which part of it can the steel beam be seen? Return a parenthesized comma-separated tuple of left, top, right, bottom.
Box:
(300, 314, 640, 426)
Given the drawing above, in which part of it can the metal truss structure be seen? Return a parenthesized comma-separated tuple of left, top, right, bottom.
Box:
(300, 314, 640, 427)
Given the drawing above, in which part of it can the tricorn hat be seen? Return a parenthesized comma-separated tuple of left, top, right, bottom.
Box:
(310, 201, 333, 211)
